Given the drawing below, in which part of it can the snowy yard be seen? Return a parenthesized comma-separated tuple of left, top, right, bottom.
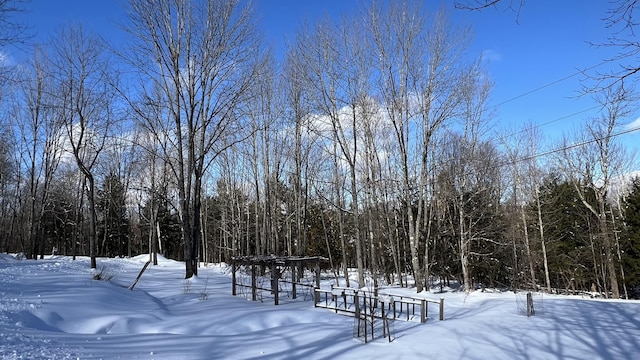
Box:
(1, 254, 639, 359)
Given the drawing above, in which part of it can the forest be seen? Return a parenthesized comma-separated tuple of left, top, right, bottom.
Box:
(1, 0, 640, 299)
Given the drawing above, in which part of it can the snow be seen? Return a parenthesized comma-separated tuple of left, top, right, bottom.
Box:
(1, 254, 639, 359)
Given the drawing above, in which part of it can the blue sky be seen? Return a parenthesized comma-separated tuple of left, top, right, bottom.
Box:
(16, 0, 640, 165)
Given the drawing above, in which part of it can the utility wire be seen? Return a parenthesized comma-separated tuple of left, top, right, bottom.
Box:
(497, 124, 640, 169)
(487, 60, 609, 111)
(494, 105, 602, 143)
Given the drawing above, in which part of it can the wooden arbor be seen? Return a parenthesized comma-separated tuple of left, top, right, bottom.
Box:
(231, 255, 327, 305)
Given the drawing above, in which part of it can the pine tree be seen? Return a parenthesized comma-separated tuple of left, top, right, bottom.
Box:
(622, 179, 640, 298)
(96, 173, 130, 257)
(534, 175, 600, 293)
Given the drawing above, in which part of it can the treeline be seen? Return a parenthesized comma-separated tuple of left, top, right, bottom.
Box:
(0, 0, 639, 298)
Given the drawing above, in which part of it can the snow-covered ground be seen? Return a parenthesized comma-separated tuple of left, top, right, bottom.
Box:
(1, 254, 638, 360)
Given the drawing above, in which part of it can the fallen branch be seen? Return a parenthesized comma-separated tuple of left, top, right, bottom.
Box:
(130, 260, 151, 290)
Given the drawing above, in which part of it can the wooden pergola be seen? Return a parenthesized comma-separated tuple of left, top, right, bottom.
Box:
(231, 255, 327, 305)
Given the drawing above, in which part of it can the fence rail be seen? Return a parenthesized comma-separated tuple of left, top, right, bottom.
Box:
(314, 286, 444, 323)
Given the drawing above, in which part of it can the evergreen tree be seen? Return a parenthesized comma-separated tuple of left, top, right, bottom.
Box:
(41, 187, 75, 256)
(622, 178, 640, 298)
(533, 175, 600, 293)
(156, 198, 182, 260)
(139, 194, 182, 260)
(96, 173, 130, 257)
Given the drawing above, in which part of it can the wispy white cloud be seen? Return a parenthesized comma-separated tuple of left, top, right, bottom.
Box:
(0, 52, 7, 64)
(624, 117, 640, 131)
(0, 49, 15, 67)
(481, 49, 502, 63)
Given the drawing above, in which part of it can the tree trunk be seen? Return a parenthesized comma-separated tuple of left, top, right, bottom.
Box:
(85, 174, 97, 269)
(599, 204, 620, 298)
(535, 187, 552, 293)
(459, 197, 471, 294)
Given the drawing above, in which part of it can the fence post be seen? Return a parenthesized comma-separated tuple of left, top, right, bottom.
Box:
(425, 298, 429, 319)
(439, 298, 444, 321)
(314, 263, 321, 304)
(314, 288, 318, 307)
(251, 264, 257, 301)
(420, 299, 426, 323)
(231, 261, 236, 296)
(527, 292, 535, 317)
(292, 264, 297, 299)
(393, 300, 397, 319)
(272, 264, 279, 305)
(381, 302, 387, 337)
(343, 289, 348, 311)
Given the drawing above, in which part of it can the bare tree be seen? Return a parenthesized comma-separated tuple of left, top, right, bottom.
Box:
(283, 43, 312, 259)
(500, 123, 538, 290)
(291, 15, 369, 286)
(123, 0, 260, 278)
(359, 96, 389, 287)
(244, 51, 284, 257)
(14, 46, 64, 259)
(462, 73, 495, 293)
(49, 25, 117, 270)
(128, 83, 172, 264)
(369, 2, 474, 292)
(0, 127, 16, 253)
(522, 125, 553, 293)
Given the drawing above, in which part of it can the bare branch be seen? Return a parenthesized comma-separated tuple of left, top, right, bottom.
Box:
(0, 0, 31, 46)
(454, 0, 525, 20)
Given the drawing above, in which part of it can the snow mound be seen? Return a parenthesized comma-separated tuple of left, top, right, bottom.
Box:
(0, 253, 18, 262)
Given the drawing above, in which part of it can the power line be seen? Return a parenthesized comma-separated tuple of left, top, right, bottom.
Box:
(488, 61, 608, 111)
(398, 61, 613, 148)
(486, 61, 614, 144)
(498, 124, 640, 169)
(494, 105, 602, 143)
